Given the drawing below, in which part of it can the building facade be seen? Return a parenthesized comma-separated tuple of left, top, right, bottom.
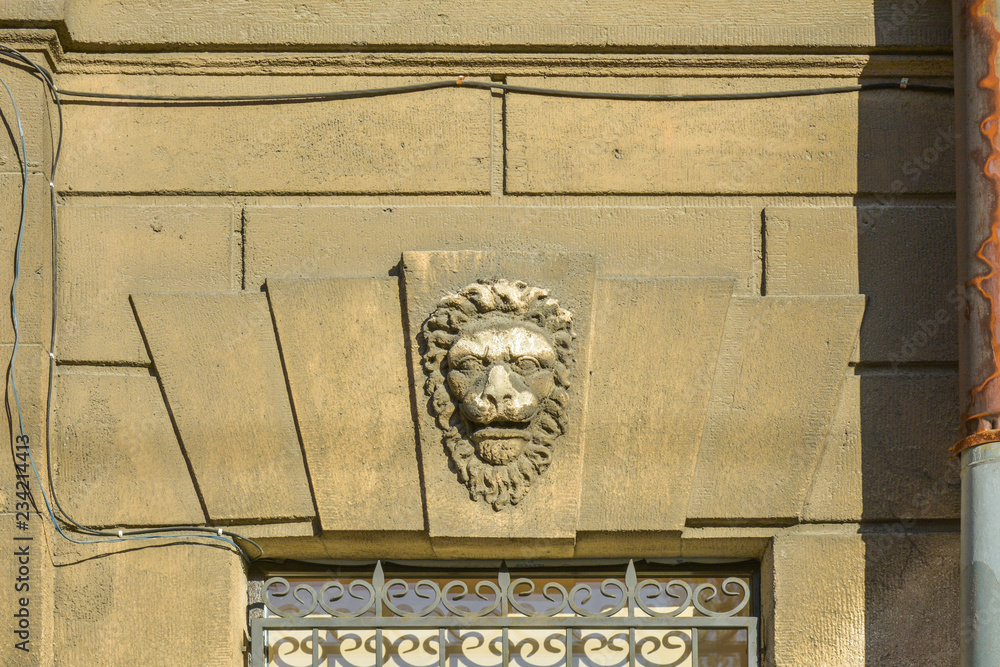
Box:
(0, 1, 958, 665)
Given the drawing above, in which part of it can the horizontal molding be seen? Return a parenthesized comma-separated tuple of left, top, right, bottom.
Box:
(0, 0, 952, 52)
(0, 29, 953, 78)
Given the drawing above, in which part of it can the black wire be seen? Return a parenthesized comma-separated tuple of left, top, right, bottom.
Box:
(51, 78, 953, 104)
(0, 46, 264, 562)
(462, 80, 954, 101)
(54, 80, 457, 103)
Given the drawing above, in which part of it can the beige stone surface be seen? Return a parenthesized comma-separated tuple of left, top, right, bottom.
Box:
(0, 345, 47, 515)
(246, 530, 439, 560)
(0, 516, 54, 666)
(51, 371, 204, 527)
(679, 526, 773, 559)
(858, 372, 960, 521)
(131, 292, 315, 523)
(507, 80, 953, 195)
(213, 520, 314, 541)
(403, 251, 594, 540)
(266, 277, 424, 532)
(579, 277, 733, 531)
(0, 174, 50, 345)
(52, 1, 950, 49)
(574, 532, 683, 558)
(863, 531, 959, 666)
(57, 204, 235, 364)
(0, 66, 48, 176)
(0, 1, 62, 22)
(765, 204, 960, 363)
(764, 206, 859, 295)
(432, 538, 577, 559)
(802, 372, 864, 523)
(58, 75, 490, 195)
(316, 531, 436, 560)
(245, 204, 756, 292)
(764, 533, 866, 666)
(687, 295, 865, 522)
(857, 205, 958, 363)
(54, 543, 245, 666)
(857, 92, 955, 195)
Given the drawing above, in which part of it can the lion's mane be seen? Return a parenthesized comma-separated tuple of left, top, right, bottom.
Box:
(420, 279, 575, 510)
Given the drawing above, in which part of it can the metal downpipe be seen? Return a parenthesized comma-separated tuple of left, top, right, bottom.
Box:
(954, 1, 1000, 661)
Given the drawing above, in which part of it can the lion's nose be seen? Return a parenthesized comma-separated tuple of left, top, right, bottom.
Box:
(481, 364, 516, 406)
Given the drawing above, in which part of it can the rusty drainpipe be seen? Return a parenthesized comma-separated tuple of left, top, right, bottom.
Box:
(954, 0, 1000, 661)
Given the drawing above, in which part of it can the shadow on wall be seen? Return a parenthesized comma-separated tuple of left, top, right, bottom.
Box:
(857, 4, 960, 660)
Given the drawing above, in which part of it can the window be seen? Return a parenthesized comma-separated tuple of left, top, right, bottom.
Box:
(251, 560, 758, 667)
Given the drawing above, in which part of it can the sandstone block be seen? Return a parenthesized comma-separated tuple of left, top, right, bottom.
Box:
(0, 65, 47, 176)
(764, 206, 858, 296)
(858, 372, 960, 521)
(59, 75, 490, 195)
(57, 204, 234, 364)
(54, 543, 245, 666)
(51, 371, 204, 527)
(802, 372, 863, 523)
(0, 174, 50, 345)
(402, 251, 595, 540)
(56, 1, 949, 50)
(507, 78, 856, 195)
(857, 92, 955, 195)
(687, 295, 865, 522)
(579, 277, 733, 532)
(266, 277, 424, 533)
(764, 532, 865, 666)
(857, 205, 958, 363)
(863, 531, 959, 666)
(245, 204, 756, 292)
(507, 80, 953, 195)
(132, 292, 315, 523)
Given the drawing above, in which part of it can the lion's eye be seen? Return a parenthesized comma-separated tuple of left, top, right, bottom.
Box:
(514, 357, 541, 374)
(454, 357, 483, 372)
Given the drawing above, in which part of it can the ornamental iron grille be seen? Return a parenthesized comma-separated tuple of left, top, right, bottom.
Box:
(251, 561, 758, 667)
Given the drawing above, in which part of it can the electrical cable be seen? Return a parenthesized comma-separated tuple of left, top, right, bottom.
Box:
(459, 79, 953, 100)
(54, 79, 459, 103)
(0, 47, 263, 563)
(49, 77, 954, 104)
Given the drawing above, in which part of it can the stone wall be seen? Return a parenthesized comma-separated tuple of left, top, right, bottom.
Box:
(0, 2, 958, 665)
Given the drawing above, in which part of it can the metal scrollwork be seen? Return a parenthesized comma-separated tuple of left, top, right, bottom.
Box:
(440, 579, 504, 618)
(263, 561, 751, 620)
(318, 579, 377, 618)
(383, 578, 443, 617)
(690, 577, 751, 618)
(634, 579, 694, 618)
(508, 578, 569, 617)
(253, 561, 758, 667)
(264, 577, 320, 618)
(568, 579, 628, 618)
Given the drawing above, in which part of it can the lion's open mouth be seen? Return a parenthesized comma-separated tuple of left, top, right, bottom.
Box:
(470, 421, 531, 443)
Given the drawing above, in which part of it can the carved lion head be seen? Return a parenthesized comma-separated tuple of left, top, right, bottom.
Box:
(420, 279, 575, 510)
